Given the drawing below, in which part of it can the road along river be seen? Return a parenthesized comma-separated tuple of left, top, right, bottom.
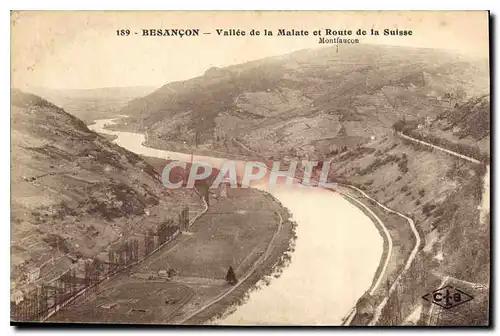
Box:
(89, 118, 384, 325)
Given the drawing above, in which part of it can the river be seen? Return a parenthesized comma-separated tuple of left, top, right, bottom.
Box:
(89, 117, 383, 325)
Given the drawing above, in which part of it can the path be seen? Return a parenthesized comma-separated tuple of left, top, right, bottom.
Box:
(397, 132, 482, 164)
(232, 137, 416, 325)
(178, 207, 284, 324)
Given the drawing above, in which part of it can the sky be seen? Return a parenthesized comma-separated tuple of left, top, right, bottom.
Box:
(11, 11, 490, 90)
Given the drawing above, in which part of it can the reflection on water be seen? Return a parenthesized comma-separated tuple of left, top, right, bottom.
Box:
(89, 118, 383, 325)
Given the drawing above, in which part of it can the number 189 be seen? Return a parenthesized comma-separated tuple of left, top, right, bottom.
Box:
(116, 29, 130, 36)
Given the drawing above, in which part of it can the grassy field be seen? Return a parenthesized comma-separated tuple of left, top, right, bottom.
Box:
(180, 201, 295, 325)
(52, 279, 194, 324)
(143, 188, 278, 279)
(49, 184, 294, 324)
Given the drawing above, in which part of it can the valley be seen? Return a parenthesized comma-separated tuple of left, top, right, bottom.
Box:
(10, 91, 296, 324)
(24, 86, 156, 123)
(106, 44, 490, 325)
(12, 42, 490, 326)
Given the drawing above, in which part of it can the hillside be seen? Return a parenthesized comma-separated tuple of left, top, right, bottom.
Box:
(114, 44, 489, 160)
(326, 133, 489, 325)
(409, 94, 490, 157)
(11, 90, 200, 294)
(25, 86, 156, 123)
(112, 44, 490, 326)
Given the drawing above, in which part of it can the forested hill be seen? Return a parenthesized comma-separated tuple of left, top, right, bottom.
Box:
(116, 44, 488, 160)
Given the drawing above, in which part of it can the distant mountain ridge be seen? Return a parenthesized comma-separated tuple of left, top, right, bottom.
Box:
(115, 44, 489, 160)
(24, 85, 157, 123)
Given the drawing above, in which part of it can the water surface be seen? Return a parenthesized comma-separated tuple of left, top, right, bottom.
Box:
(90, 118, 383, 325)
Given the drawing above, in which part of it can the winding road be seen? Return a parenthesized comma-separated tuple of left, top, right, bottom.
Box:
(91, 120, 385, 325)
(366, 132, 487, 325)
(397, 132, 482, 164)
(232, 136, 419, 325)
(234, 132, 488, 326)
(89, 118, 488, 326)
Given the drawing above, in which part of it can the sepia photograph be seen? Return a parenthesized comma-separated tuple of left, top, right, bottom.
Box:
(10, 10, 490, 326)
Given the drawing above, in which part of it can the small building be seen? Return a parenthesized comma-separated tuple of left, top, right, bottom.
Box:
(100, 303, 118, 310)
(219, 182, 228, 198)
(21, 283, 40, 297)
(27, 267, 40, 283)
(11, 290, 24, 305)
(217, 176, 233, 199)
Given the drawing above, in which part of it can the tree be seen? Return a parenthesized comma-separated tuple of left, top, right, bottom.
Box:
(453, 86, 467, 102)
(178, 206, 190, 230)
(131, 239, 140, 262)
(158, 220, 174, 245)
(108, 249, 119, 273)
(69, 269, 78, 295)
(392, 119, 407, 132)
(92, 258, 102, 282)
(144, 229, 155, 256)
(225, 266, 238, 285)
(84, 260, 93, 287)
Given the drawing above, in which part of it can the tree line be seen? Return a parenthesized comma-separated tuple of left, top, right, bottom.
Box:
(11, 207, 189, 322)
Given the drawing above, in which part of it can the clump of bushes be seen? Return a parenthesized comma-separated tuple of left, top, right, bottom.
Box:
(422, 203, 437, 217)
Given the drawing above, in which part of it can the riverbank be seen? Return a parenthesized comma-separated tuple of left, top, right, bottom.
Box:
(85, 117, 383, 325)
(324, 132, 489, 325)
(143, 154, 300, 324)
(334, 184, 416, 325)
(46, 128, 298, 324)
(178, 192, 296, 325)
(50, 184, 295, 324)
(217, 137, 413, 325)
